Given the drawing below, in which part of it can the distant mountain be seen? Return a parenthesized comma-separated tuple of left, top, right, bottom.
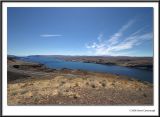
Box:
(8, 54, 153, 59)
(7, 55, 17, 57)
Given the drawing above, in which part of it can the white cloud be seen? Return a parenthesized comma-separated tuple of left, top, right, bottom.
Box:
(85, 19, 153, 56)
(108, 19, 134, 46)
(129, 27, 145, 37)
(97, 33, 103, 42)
(40, 34, 62, 37)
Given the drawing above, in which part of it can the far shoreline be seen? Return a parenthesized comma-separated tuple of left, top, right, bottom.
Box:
(8, 54, 153, 71)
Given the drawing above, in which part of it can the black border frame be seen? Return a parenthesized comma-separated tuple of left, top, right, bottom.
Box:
(0, 0, 159, 116)
(0, 0, 160, 2)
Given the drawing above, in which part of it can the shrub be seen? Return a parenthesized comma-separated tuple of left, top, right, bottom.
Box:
(73, 95, 78, 99)
(86, 82, 89, 85)
(143, 93, 147, 97)
(101, 83, 106, 87)
(61, 81, 65, 84)
(20, 90, 28, 94)
(91, 84, 96, 88)
(75, 83, 79, 87)
(13, 65, 19, 68)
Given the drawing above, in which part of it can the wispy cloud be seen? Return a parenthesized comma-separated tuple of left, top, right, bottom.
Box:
(108, 19, 135, 46)
(106, 32, 153, 52)
(85, 19, 153, 56)
(40, 34, 62, 37)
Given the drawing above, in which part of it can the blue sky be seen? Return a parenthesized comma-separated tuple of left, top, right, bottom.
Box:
(8, 7, 153, 56)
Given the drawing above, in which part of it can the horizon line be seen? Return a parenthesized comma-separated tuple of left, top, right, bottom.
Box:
(7, 54, 153, 58)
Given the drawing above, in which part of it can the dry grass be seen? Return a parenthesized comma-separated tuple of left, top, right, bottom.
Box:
(8, 73, 153, 105)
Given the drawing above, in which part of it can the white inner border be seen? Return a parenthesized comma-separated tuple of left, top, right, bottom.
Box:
(2, 2, 159, 116)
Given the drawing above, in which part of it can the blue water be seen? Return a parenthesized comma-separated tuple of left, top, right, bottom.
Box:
(19, 56, 153, 83)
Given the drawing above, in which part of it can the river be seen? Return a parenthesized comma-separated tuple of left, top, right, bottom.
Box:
(19, 56, 153, 83)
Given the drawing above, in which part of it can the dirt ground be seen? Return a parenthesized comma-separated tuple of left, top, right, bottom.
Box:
(7, 58, 153, 105)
